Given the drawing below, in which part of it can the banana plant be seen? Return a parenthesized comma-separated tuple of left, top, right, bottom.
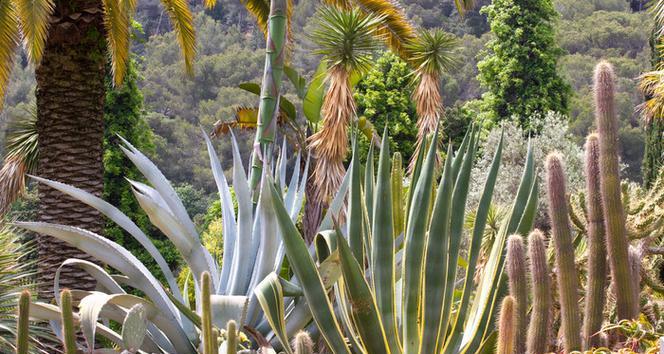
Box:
(13, 131, 315, 353)
(255, 126, 538, 354)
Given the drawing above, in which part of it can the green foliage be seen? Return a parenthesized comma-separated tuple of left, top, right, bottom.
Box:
(354, 52, 418, 161)
(643, 119, 664, 188)
(174, 183, 213, 227)
(103, 59, 181, 283)
(478, 0, 571, 131)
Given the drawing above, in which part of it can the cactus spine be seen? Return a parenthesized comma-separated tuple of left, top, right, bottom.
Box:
(16, 290, 30, 354)
(526, 230, 550, 354)
(546, 153, 581, 352)
(226, 320, 237, 354)
(594, 61, 638, 319)
(506, 234, 527, 354)
(582, 133, 608, 349)
(60, 289, 77, 354)
(497, 296, 516, 354)
(292, 331, 314, 354)
(201, 272, 218, 354)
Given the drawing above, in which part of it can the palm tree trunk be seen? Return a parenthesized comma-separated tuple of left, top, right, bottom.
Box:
(34, 2, 106, 300)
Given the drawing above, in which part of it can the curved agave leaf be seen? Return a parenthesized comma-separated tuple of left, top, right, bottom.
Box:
(201, 131, 238, 294)
(401, 129, 438, 354)
(77, 292, 195, 353)
(319, 165, 352, 232)
(128, 179, 215, 294)
(210, 295, 248, 329)
(419, 144, 454, 354)
(29, 175, 182, 302)
(268, 180, 351, 354)
(119, 137, 218, 285)
(28, 302, 124, 348)
(254, 273, 294, 354)
(334, 229, 390, 353)
(54, 259, 125, 299)
(443, 133, 503, 353)
(227, 132, 256, 295)
(246, 173, 281, 324)
(459, 142, 537, 353)
(12, 222, 195, 351)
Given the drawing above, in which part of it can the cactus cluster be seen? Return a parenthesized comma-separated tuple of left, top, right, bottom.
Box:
(500, 61, 644, 353)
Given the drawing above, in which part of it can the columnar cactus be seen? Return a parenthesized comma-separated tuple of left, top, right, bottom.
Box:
(201, 272, 218, 354)
(506, 234, 527, 354)
(292, 331, 314, 354)
(226, 320, 237, 354)
(582, 133, 608, 349)
(546, 152, 581, 352)
(60, 289, 77, 354)
(594, 60, 638, 319)
(629, 246, 641, 312)
(16, 290, 30, 354)
(497, 295, 516, 354)
(526, 230, 551, 354)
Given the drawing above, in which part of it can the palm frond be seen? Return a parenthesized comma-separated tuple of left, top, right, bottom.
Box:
(160, 0, 196, 74)
(0, 108, 37, 216)
(0, 1, 19, 110)
(101, 0, 132, 86)
(240, 0, 270, 33)
(649, 0, 664, 36)
(405, 28, 459, 76)
(639, 67, 664, 122)
(352, 0, 415, 59)
(237, 0, 293, 59)
(210, 105, 288, 137)
(14, 0, 54, 63)
(311, 6, 384, 74)
(454, 0, 476, 17)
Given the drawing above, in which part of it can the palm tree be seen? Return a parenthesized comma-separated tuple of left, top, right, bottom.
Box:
(0, 0, 196, 300)
(405, 29, 458, 170)
(308, 7, 384, 204)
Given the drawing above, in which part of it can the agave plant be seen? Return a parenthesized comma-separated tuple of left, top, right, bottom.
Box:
(11, 130, 321, 353)
(255, 125, 538, 354)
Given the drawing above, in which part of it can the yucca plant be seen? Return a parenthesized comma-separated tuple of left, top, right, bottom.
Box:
(404, 28, 458, 170)
(12, 130, 317, 353)
(255, 126, 539, 354)
(307, 6, 385, 204)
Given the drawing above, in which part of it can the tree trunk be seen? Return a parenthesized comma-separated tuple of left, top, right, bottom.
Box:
(34, 1, 106, 300)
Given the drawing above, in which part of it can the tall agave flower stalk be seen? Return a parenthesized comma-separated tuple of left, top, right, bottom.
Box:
(308, 6, 383, 204)
(405, 29, 458, 171)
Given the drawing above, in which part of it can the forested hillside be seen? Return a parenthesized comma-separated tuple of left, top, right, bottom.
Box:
(0, 0, 652, 195)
